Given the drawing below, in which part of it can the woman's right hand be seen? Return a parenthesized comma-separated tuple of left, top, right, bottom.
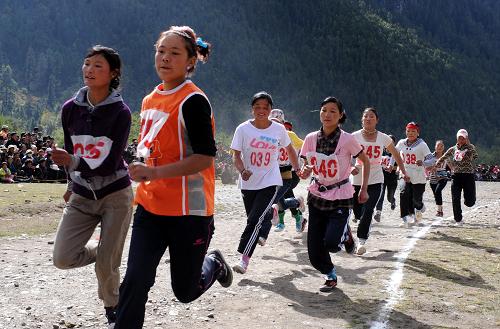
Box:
(241, 169, 253, 181)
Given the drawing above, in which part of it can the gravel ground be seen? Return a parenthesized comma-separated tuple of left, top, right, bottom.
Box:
(1, 181, 499, 329)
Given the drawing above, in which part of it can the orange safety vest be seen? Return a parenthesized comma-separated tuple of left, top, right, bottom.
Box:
(135, 80, 215, 216)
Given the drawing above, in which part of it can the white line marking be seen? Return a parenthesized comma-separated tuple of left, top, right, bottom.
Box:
(370, 201, 498, 329)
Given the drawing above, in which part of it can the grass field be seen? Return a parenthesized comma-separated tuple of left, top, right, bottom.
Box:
(0, 183, 67, 237)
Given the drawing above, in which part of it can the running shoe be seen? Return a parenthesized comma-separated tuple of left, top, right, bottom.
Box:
(257, 237, 266, 246)
(435, 211, 443, 217)
(233, 259, 248, 274)
(343, 227, 356, 254)
(105, 306, 117, 327)
(319, 268, 337, 292)
(415, 210, 423, 223)
(373, 210, 381, 222)
(454, 220, 463, 226)
(274, 223, 285, 232)
(405, 215, 415, 228)
(356, 240, 367, 255)
(390, 202, 396, 210)
(208, 249, 233, 288)
(270, 204, 279, 225)
(296, 196, 306, 213)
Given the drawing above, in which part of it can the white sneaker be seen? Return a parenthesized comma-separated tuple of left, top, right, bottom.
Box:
(454, 221, 464, 226)
(373, 210, 381, 222)
(405, 215, 415, 228)
(257, 237, 266, 246)
(296, 196, 306, 213)
(270, 204, 279, 225)
(356, 240, 367, 255)
(233, 260, 248, 274)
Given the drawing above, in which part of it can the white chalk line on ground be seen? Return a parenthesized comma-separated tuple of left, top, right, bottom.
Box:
(369, 200, 499, 329)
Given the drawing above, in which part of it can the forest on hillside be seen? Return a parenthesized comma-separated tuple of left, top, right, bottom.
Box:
(0, 0, 499, 162)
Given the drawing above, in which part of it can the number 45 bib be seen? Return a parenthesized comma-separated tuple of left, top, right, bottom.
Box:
(306, 152, 340, 183)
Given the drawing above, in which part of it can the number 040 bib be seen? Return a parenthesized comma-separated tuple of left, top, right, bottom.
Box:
(306, 152, 340, 183)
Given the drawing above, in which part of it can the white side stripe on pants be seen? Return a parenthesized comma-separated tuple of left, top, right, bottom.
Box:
(243, 186, 279, 256)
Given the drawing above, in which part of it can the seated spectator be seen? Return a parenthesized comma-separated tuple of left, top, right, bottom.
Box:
(5, 132, 21, 149)
(0, 161, 14, 183)
(22, 149, 34, 164)
(21, 158, 36, 181)
(35, 158, 49, 180)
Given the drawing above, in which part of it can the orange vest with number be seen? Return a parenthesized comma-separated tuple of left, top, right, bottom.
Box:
(135, 80, 215, 216)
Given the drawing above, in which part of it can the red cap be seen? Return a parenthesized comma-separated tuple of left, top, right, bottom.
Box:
(406, 122, 420, 132)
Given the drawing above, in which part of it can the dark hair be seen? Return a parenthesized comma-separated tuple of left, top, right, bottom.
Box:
(321, 96, 347, 124)
(85, 45, 122, 89)
(363, 107, 379, 119)
(156, 26, 212, 76)
(251, 91, 273, 106)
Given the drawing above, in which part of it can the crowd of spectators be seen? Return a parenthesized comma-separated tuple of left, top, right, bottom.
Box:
(6, 123, 497, 185)
(475, 164, 500, 181)
(0, 125, 66, 183)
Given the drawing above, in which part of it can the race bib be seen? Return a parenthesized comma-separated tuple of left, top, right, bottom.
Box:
(357, 144, 382, 166)
(71, 135, 113, 169)
(381, 155, 391, 167)
(306, 152, 340, 183)
(454, 149, 467, 162)
(278, 147, 290, 166)
(247, 136, 279, 169)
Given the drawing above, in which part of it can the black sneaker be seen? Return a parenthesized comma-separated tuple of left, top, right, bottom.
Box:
(319, 279, 337, 292)
(104, 306, 117, 325)
(343, 226, 356, 254)
(208, 249, 233, 288)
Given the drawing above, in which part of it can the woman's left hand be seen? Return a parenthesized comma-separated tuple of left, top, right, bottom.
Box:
(51, 147, 71, 166)
(358, 188, 369, 204)
(129, 162, 154, 182)
(416, 160, 423, 166)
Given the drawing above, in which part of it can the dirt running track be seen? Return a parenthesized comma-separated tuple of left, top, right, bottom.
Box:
(1, 181, 499, 328)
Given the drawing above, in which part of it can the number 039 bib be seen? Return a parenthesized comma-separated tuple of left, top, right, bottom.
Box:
(306, 151, 340, 183)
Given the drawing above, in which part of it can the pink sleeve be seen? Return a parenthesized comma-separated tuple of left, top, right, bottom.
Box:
(300, 132, 316, 157)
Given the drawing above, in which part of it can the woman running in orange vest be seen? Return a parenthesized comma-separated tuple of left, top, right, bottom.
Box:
(114, 26, 232, 329)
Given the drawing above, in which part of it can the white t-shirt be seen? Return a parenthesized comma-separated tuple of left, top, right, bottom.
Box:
(351, 130, 393, 185)
(231, 120, 291, 190)
(395, 138, 432, 184)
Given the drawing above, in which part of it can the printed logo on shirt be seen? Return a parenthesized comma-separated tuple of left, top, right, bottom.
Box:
(137, 109, 170, 159)
(71, 135, 113, 169)
(306, 151, 339, 182)
(454, 149, 467, 162)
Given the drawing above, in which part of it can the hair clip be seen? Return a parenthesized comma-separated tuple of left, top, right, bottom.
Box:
(196, 37, 208, 49)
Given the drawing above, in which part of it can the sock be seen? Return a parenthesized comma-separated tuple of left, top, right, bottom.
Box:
(278, 210, 285, 225)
